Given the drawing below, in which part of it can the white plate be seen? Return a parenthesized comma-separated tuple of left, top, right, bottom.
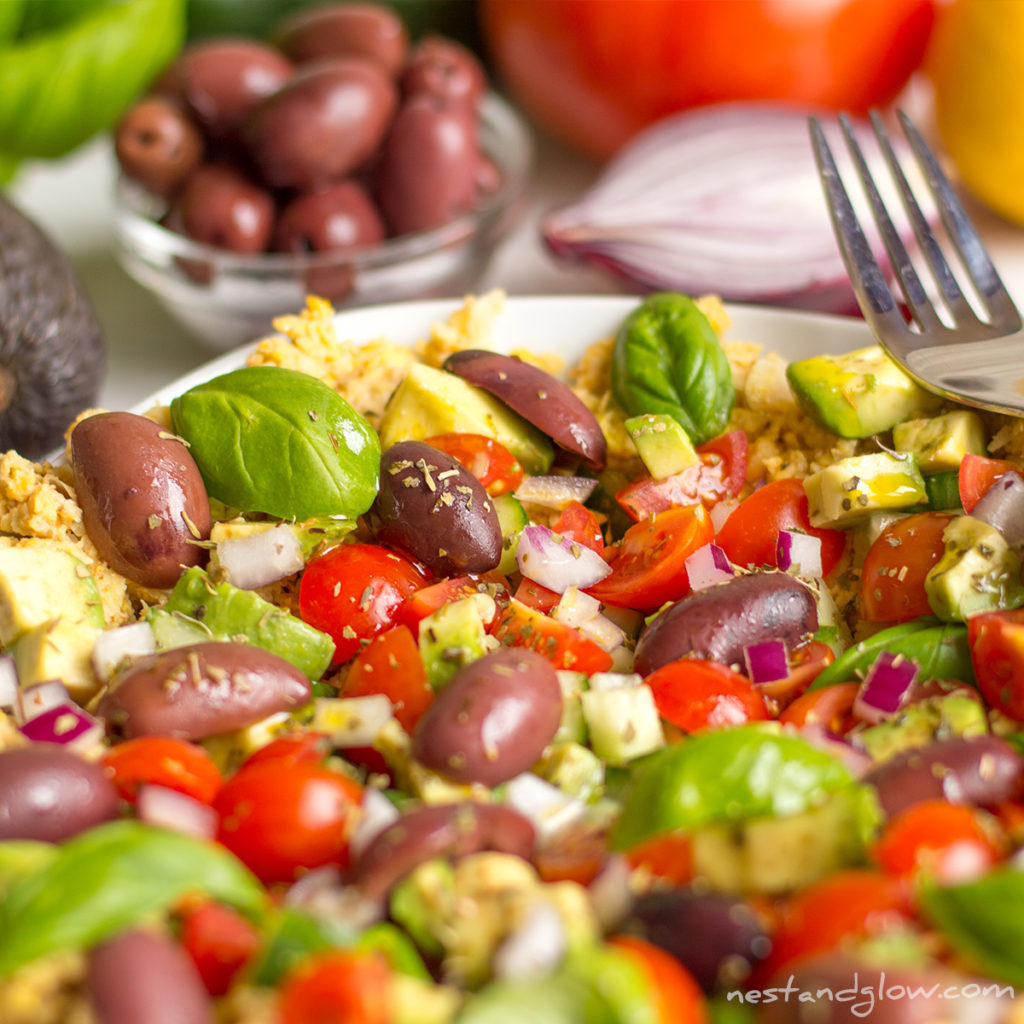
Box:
(131, 295, 873, 413)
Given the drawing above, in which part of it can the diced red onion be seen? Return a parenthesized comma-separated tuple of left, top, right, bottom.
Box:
(137, 784, 218, 840)
(18, 679, 70, 725)
(504, 772, 587, 843)
(854, 651, 918, 725)
(776, 530, 823, 578)
(971, 470, 1024, 549)
(310, 694, 394, 748)
(553, 586, 602, 628)
(514, 476, 598, 511)
(217, 524, 305, 590)
(19, 700, 103, 749)
(516, 524, 612, 593)
(588, 671, 642, 692)
(92, 621, 157, 682)
(795, 722, 871, 778)
(578, 613, 626, 652)
(285, 874, 384, 930)
(542, 104, 928, 314)
(349, 787, 402, 859)
(283, 864, 344, 908)
(0, 655, 18, 710)
(684, 542, 734, 591)
(709, 498, 739, 533)
(492, 900, 568, 981)
(743, 639, 789, 684)
(587, 854, 634, 931)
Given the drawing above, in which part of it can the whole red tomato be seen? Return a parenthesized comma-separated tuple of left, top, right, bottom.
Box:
(479, 0, 935, 160)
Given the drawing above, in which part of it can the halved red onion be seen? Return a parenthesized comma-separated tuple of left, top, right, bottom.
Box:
(217, 524, 305, 590)
(0, 655, 18, 711)
(684, 542, 734, 591)
(20, 700, 103, 749)
(854, 651, 918, 725)
(137, 784, 218, 839)
(971, 470, 1024, 549)
(18, 679, 71, 724)
(492, 901, 568, 982)
(92, 621, 157, 682)
(516, 524, 612, 593)
(743, 639, 789, 684)
(514, 476, 598, 511)
(543, 104, 928, 314)
(776, 530, 823, 578)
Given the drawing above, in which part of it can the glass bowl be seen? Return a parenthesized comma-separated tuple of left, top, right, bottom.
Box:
(112, 92, 533, 352)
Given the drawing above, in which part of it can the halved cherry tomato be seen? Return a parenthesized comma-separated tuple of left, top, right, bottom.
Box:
(424, 432, 524, 496)
(552, 500, 605, 554)
(714, 477, 846, 576)
(493, 597, 613, 673)
(644, 659, 769, 733)
(214, 762, 363, 885)
(968, 608, 1024, 721)
(101, 736, 222, 805)
(959, 453, 1019, 512)
(299, 543, 429, 664)
(608, 935, 708, 1024)
(278, 950, 391, 1024)
(624, 832, 694, 886)
(873, 799, 1003, 883)
(777, 681, 860, 735)
(396, 571, 511, 634)
(585, 504, 714, 610)
(239, 732, 331, 772)
(341, 624, 433, 732)
(859, 511, 953, 622)
(513, 577, 561, 613)
(179, 900, 260, 997)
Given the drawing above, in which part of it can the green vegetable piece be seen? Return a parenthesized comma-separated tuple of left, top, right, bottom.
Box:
(624, 413, 699, 479)
(171, 365, 381, 521)
(612, 292, 735, 446)
(0, 840, 57, 900)
(251, 907, 355, 986)
(808, 618, 975, 691)
(0, 820, 267, 976)
(417, 594, 491, 689)
(152, 566, 334, 680)
(492, 492, 528, 575)
(610, 725, 855, 851)
(919, 868, 1024, 987)
(923, 470, 963, 512)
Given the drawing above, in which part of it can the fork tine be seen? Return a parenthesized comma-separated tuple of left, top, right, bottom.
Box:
(808, 117, 908, 340)
(898, 110, 1022, 329)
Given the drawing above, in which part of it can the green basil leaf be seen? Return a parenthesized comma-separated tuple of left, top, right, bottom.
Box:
(0, 0, 186, 159)
(919, 868, 1024, 987)
(611, 292, 735, 446)
(0, 1, 26, 44)
(170, 365, 381, 521)
(0, 840, 58, 900)
(0, 820, 267, 976)
(610, 725, 854, 851)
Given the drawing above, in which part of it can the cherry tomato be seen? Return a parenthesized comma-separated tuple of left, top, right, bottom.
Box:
(585, 504, 714, 610)
(623, 832, 694, 886)
(179, 900, 260, 997)
(480, 0, 935, 160)
(341, 624, 433, 732)
(396, 571, 510, 633)
(859, 511, 953, 622)
(644, 659, 769, 733)
(968, 608, 1024, 721)
(513, 577, 561, 613)
(239, 732, 331, 772)
(101, 736, 222, 805)
(214, 762, 363, 884)
(493, 597, 613, 673)
(424, 432, 524, 495)
(873, 799, 1003, 883)
(959, 453, 1020, 512)
(278, 950, 391, 1024)
(552, 500, 605, 554)
(299, 543, 429, 664)
(714, 477, 846, 576)
(777, 681, 860, 735)
(608, 935, 708, 1024)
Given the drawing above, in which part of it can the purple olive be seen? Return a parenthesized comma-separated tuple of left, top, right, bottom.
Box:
(412, 648, 563, 786)
(273, 180, 385, 254)
(71, 411, 212, 589)
(401, 34, 487, 107)
(114, 96, 204, 197)
(443, 349, 608, 469)
(0, 745, 121, 843)
(175, 163, 275, 253)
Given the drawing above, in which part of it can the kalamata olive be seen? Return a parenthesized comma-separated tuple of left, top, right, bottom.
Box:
(174, 163, 275, 254)
(372, 440, 502, 576)
(401, 34, 487, 107)
(245, 59, 396, 189)
(633, 572, 819, 676)
(155, 39, 293, 144)
(412, 648, 563, 786)
(88, 929, 214, 1024)
(864, 734, 1024, 819)
(443, 349, 608, 469)
(114, 96, 204, 197)
(276, 3, 409, 77)
(0, 745, 120, 842)
(96, 641, 311, 740)
(348, 801, 536, 899)
(71, 411, 212, 589)
(375, 93, 479, 235)
(622, 888, 770, 993)
(273, 180, 385, 253)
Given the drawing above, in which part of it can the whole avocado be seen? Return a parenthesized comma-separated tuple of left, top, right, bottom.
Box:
(0, 195, 105, 459)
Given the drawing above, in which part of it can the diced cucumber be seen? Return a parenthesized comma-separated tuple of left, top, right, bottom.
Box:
(580, 684, 665, 765)
(418, 594, 494, 688)
(923, 470, 963, 512)
(492, 493, 528, 576)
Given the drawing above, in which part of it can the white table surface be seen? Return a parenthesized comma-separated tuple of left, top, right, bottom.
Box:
(11, 125, 1024, 413)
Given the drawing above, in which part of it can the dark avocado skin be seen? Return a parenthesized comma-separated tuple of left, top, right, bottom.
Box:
(0, 195, 105, 459)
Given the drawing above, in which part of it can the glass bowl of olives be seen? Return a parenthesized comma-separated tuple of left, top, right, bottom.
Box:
(110, 10, 533, 352)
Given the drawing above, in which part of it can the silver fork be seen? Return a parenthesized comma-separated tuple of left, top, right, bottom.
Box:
(809, 109, 1024, 416)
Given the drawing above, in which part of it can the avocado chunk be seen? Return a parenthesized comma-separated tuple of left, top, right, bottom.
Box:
(803, 451, 927, 528)
(11, 618, 101, 701)
(0, 196, 105, 458)
(624, 413, 699, 479)
(925, 515, 1024, 621)
(418, 593, 494, 688)
(786, 345, 942, 438)
(892, 409, 988, 472)
(378, 363, 554, 475)
(857, 690, 987, 764)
